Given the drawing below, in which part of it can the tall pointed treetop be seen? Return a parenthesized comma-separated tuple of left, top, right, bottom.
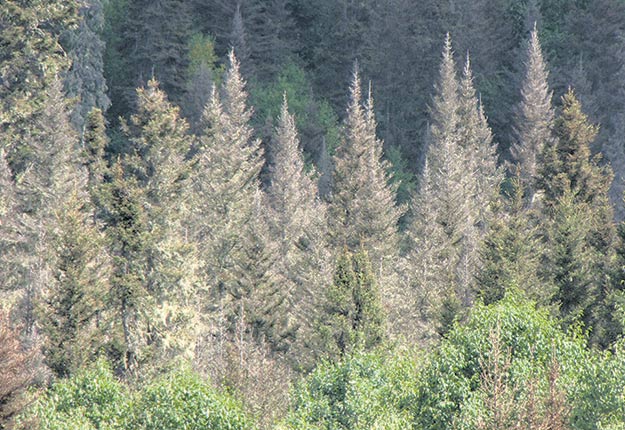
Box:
(510, 24, 556, 203)
(430, 33, 460, 146)
(224, 50, 253, 130)
(329, 68, 403, 281)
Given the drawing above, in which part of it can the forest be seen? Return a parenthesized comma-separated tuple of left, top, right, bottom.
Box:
(1, 0, 625, 429)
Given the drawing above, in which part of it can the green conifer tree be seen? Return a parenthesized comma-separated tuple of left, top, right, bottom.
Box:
(105, 79, 197, 373)
(317, 248, 386, 360)
(538, 90, 616, 344)
(0, 0, 78, 172)
(39, 190, 109, 377)
(99, 162, 148, 373)
(476, 176, 550, 305)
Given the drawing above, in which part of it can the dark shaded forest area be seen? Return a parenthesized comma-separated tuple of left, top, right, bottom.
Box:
(1, 1, 625, 429)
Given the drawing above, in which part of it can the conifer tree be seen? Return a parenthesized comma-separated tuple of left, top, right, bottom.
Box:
(316, 248, 386, 360)
(15, 77, 85, 338)
(409, 35, 477, 317)
(39, 190, 109, 377)
(121, 0, 193, 103)
(38, 108, 111, 376)
(456, 54, 502, 297)
(0, 0, 78, 172)
(538, 90, 616, 343)
(458, 55, 502, 230)
(105, 79, 197, 373)
(191, 52, 284, 355)
(402, 159, 449, 339)
(266, 97, 331, 337)
(540, 90, 613, 209)
(510, 25, 556, 205)
(99, 162, 148, 373)
(63, 0, 110, 131)
(329, 69, 404, 284)
(476, 177, 550, 305)
(543, 192, 597, 329)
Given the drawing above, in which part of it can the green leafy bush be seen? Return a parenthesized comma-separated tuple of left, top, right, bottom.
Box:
(281, 351, 418, 430)
(18, 361, 254, 430)
(129, 368, 253, 430)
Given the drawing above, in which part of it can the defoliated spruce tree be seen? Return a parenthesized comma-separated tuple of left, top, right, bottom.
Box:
(402, 159, 449, 340)
(509, 24, 556, 206)
(63, 0, 110, 131)
(329, 68, 404, 286)
(14, 77, 86, 338)
(408, 35, 478, 329)
(317, 248, 386, 360)
(458, 54, 502, 231)
(191, 52, 285, 355)
(266, 97, 331, 340)
(39, 189, 109, 378)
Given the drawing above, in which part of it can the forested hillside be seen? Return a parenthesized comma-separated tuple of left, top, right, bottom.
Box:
(1, 1, 625, 429)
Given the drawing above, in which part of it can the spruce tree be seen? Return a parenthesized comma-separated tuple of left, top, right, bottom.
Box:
(538, 90, 616, 343)
(39, 190, 108, 377)
(15, 77, 85, 338)
(458, 55, 502, 230)
(106, 79, 197, 373)
(99, 162, 148, 373)
(409, 35, 477, 317)
(0, 0, 78, 172)
(63, 0, 110, 131)
(329, 69, 404, 285)
(316, 248, 386, 360)
(402, 159, 449, 339)
(476, 177, 550, 305)
(266, 97, 331, 337)
(544, 191, 597, 329)
(509, 24, 556, 205)
(191, 52, 284, 354)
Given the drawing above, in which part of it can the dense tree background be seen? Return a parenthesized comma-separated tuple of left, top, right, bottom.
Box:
(2, 1, 625, 429)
